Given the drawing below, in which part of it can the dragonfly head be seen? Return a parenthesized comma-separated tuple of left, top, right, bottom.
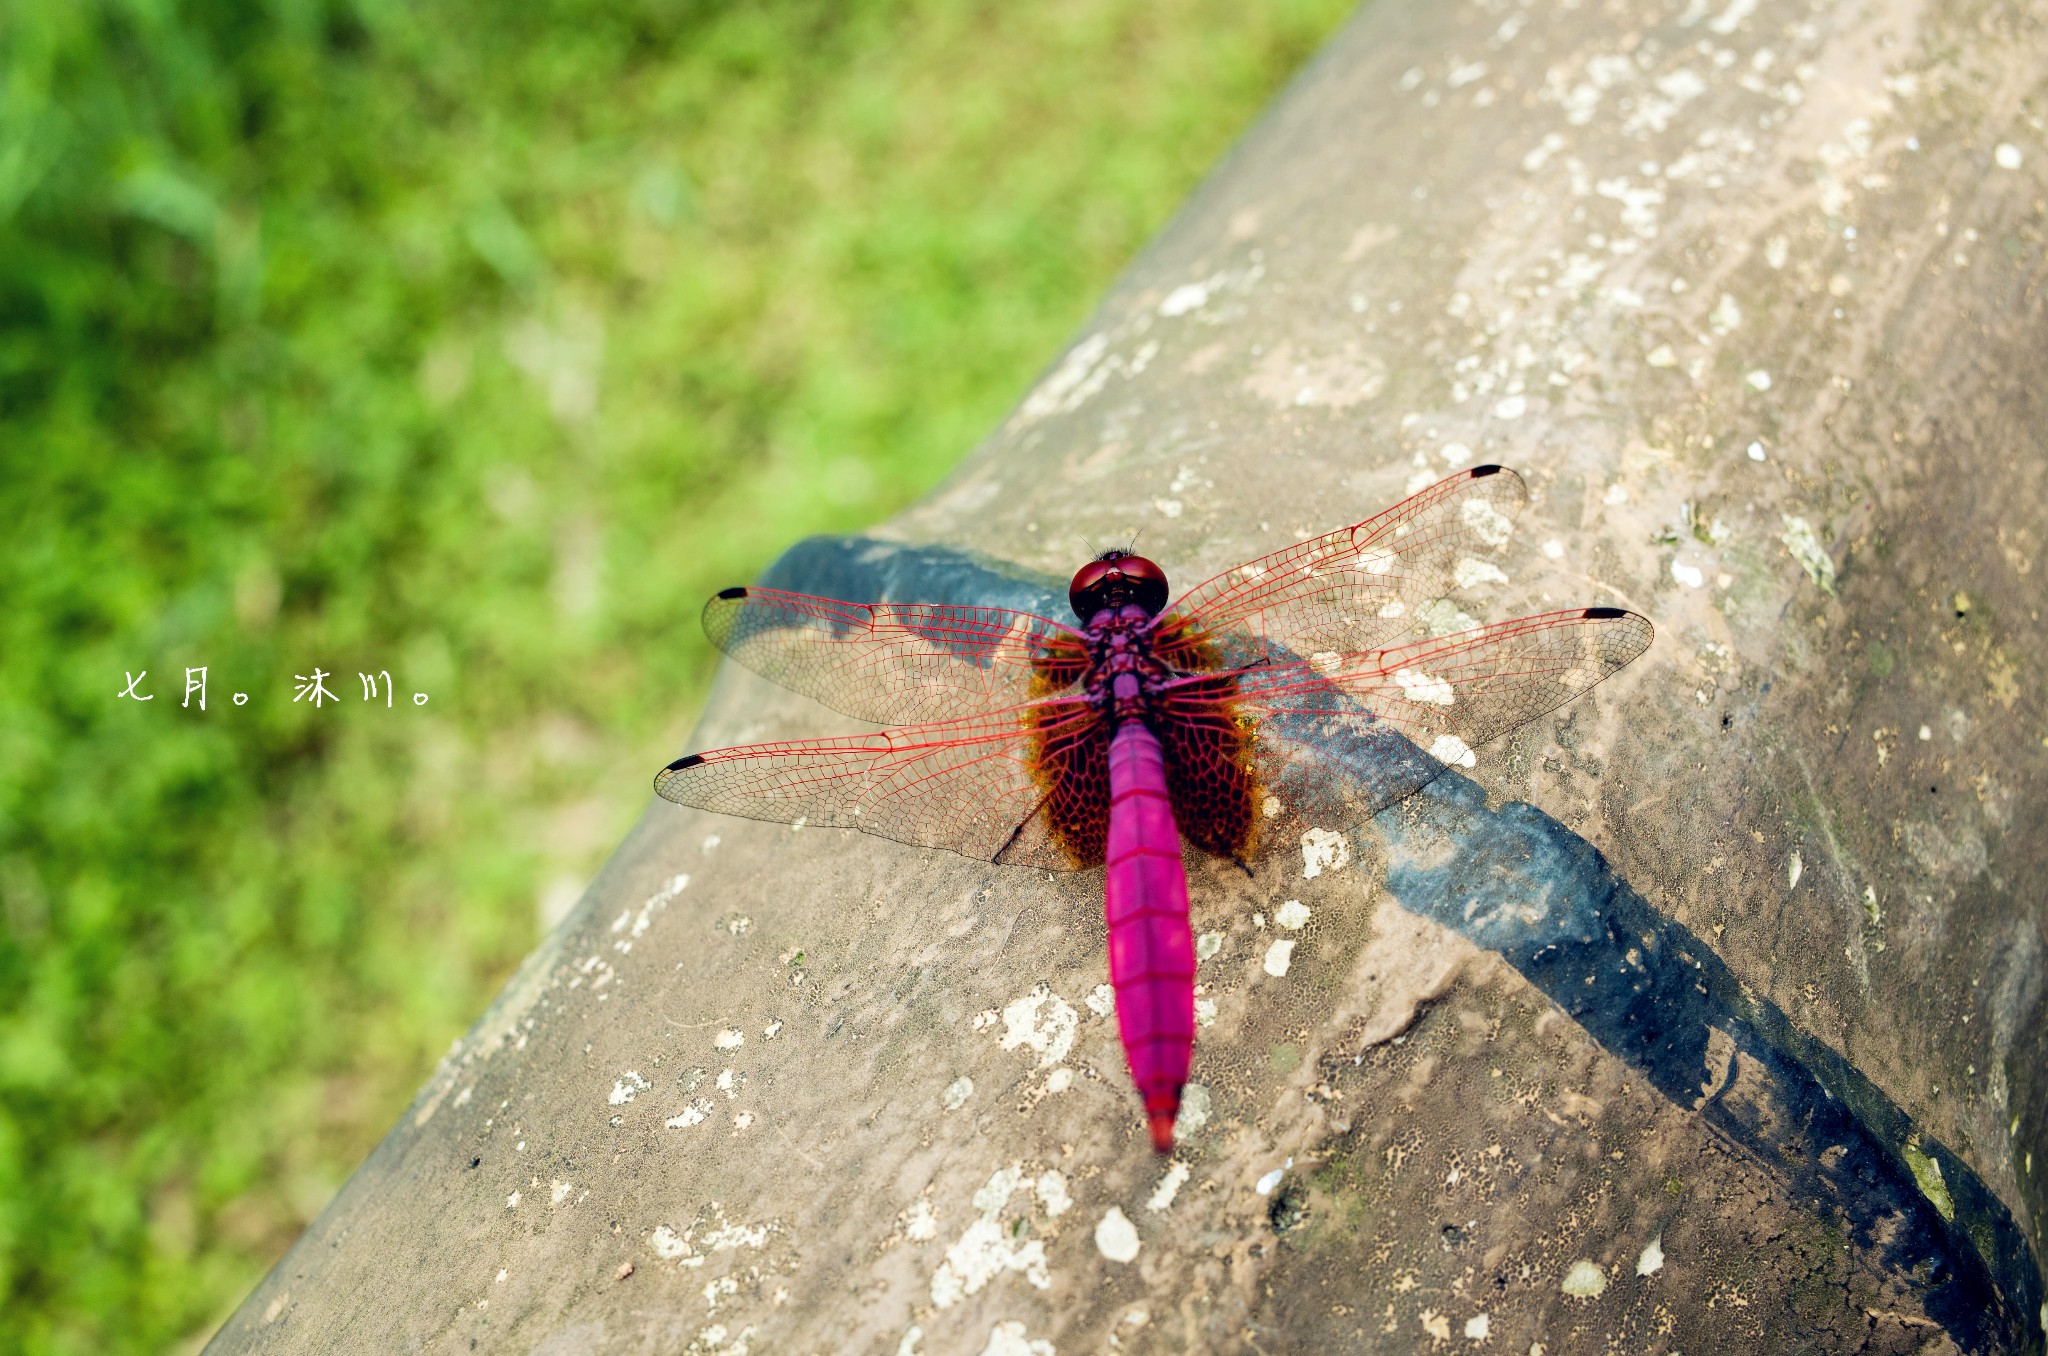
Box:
(1069, 550, 1169, 622)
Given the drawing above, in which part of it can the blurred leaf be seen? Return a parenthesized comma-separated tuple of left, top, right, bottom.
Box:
(114, 164, 221, 243)
(464, 198, 544, 290)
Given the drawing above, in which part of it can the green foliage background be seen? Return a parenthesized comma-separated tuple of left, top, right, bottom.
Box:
(0, 1, 1350, 1349)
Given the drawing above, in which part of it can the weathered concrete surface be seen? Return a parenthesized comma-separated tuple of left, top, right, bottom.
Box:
(209, 0, 2048, 1351)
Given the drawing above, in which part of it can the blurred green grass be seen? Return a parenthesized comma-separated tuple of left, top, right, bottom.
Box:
(0, 0, 1352, 1348)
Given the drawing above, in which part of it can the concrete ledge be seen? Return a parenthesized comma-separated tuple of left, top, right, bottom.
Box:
(210, 0, 2048, 1350)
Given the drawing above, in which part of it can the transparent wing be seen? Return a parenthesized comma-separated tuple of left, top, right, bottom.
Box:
(1152, 606, 1653, 840)
(1153, 465, 1530, 671)
(703, 586, 1088, 725)
(654, 698, 1105, 870)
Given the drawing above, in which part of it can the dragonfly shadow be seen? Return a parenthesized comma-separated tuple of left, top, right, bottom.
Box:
(1375, 770, 2040, 1354)
(760, 532, 2042, 1354)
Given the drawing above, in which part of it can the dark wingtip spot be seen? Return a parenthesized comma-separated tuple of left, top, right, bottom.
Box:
(1470, 463, 1505, 477)
(665, 753, 706, 772)
(715, 586, 747, 600)
(1583, 606, 1628, 619)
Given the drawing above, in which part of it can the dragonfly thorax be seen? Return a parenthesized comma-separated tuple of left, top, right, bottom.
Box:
(1078, 605, 1175, 723)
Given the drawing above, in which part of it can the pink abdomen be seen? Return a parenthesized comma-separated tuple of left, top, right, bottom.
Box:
(1104, 717, 1195, 1153)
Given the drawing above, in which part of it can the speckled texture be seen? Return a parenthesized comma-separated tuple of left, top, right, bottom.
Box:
(208, 0, 2048, 1351)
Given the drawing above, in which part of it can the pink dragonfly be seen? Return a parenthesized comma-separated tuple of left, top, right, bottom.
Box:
(656, 467, 1652, 1151)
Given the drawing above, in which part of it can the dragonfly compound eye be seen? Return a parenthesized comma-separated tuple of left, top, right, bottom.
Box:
(1070, 552, 1171, 621)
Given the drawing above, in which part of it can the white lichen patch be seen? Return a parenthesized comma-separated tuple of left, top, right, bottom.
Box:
(693, 1321, 755, 1353)
(905, 1200, 938, 1242)
(666, 1100, 712, 1129)
(1560, 1259, 1608, 1297)
(1780, 516, 1837, 594)
(1017, 333, 1109, 422)
(1254, 1159, 1291, 1196)
(979, 1320, 1055, 1356)
(1459, 496, 1514, 547)
(1994, 143, 2023, 170)
(1084, 984, 1115, 1018)
(1174, 1084, 1211, 1141)
(1429, 734, 1477, 768)
(973, 1167, 1023, 1215)
(1035, 1171, 1072, 1217)
(609, 1071, 651, 1105)
(1416, 599, 1478, 637)
(614, 874, 688, 946)
(1146, 1162, 1190, 1213)
(700, 1217, 770, 1252)
(1464, 1313, 1491, 1340)
(929, 1166, 1055, 1306)
(942, 1076, 974, 1111)
(1275, 900, 1312, 930)
(566, 953, 616, 997)
(1671, 560, 1705, 589)
(1094, 1206, 1140, 1262)
(1196, 931, 1224, 962)
(1395, 669, 1456, 707)
(713, 1028, 745, 1051)
(1300, 827, 1351, 877)
(1638, 1235, 1665, 1276)
(1788, 852, 1803, 890)
(997, 986, 1078, 1067)
(1709, 293, 1743, 334)
(1263, 939, 1297, 977)
(1158, 281, 1212, 317)
(1902, 1136, 1956, 1220)
(1453, 558, 1510, 589)
(648, 1208, 773, 1271)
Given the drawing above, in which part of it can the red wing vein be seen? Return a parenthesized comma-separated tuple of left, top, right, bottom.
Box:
(1154, 466, 1531, 669)
(1160, 607, 1653, 751)
(704, 587, 1085, 724)
(655, 700, 1102, 863)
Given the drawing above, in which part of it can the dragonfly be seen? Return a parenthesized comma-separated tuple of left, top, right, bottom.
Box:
(655, 466, 1652, 1152)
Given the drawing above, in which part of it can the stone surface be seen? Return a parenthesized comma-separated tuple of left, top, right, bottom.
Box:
(209, 0, 2048, 1351)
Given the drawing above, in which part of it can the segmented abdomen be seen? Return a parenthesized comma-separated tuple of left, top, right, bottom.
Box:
(1104, 718, 1195, 1153)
